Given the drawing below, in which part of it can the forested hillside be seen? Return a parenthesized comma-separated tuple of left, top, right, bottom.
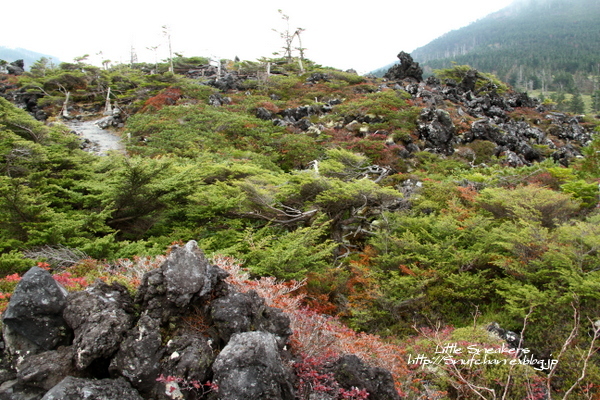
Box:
(374, 0, 600, 113)
(1, 53, 599, 398)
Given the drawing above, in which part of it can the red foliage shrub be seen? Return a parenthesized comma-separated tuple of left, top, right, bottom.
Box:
(524, 171, 562, 190)
(257, 101, 281, 114)
(141, 87, 182, 112)
(456, 185, 479, 203)
(52, 272, 89, 290)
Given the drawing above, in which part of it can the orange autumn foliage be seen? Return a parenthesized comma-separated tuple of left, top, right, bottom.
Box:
(141, 87, 182, 112)
(214, 254, 410, 395)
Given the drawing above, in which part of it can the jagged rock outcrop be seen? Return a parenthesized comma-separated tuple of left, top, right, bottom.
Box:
(418, 108, 457, 155)
(384, 51, 423, 83)
(135, 240, 228, 323)
(208, 93, 232, 107)
(459, 69, 479, 93)
(208, 73, 242, 91)
(263, 99, 342, 131)
(0, 241, 401, 400)
(386, 65, 594, 166)
(6, 60, 24, 76)
(306, 72, 331, 83)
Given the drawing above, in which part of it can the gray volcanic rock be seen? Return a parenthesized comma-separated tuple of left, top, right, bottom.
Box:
(2, 267, 70, 356)
(418, 108, 457, 155)
(161, 331, 214, 385)
(212, 331, 294, 400)
(384, 51, 423, 82)
(327, 355, 400, 400)
(210, 290, 292, 349)
(0, 241, 401, 400)
(162, 241, 216, 306)
(16, 347, 83, 391)
(0, 379, 45, 400)
(135, 240, 228, 323)
(62, 281, 134, 370)
(109, 315, 164, 395)
(40, 376, 143, 400)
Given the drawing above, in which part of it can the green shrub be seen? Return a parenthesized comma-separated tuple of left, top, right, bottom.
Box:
(560, 179, 598, 208)
(476, 184, 580, 228)
(0, 251, 32, 275)
(434, 65, 510, 94)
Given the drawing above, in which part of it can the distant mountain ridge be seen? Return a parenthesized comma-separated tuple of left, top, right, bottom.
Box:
(0, 47, 60, 70)
(374, 0, 600, 93)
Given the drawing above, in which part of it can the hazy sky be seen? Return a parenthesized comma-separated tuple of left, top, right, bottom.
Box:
(3, 0, 515, 73)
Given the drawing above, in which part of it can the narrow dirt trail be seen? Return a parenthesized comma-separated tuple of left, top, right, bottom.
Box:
(66, 119, 125, 155)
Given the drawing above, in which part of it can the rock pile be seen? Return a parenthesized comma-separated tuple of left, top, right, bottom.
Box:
(0, 241, 399, 400)
(383, 59, 595, 167)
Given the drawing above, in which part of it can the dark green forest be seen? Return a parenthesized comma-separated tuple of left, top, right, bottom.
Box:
(373, 0, 600, 113)
(1, 51, 600, 398)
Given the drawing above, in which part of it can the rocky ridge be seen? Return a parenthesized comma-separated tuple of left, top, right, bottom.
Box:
(383, 53, 594, 167)
(0, 241, 400, 400)
(242, 52, 594, 169)
(2, 54, 596, 168)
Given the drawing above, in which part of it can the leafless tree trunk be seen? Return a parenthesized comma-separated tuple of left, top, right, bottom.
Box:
(104, 87, 112, 115)
(163, 25, 174, 73)
(61, 91, 70, 118)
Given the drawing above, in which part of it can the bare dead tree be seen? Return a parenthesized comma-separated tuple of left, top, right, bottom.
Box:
(294, 27, 306, 73)
(561, 317, 600, 400)
(23, 245, 89, 269)
(104, 86, 113, 115)
(272, 10, 294, 62)
(147, 45, 160, 73)
(501, 306, 535, 400)
(162, 25, 174, 73)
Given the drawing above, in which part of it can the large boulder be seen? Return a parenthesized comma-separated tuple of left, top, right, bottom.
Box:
(6, 60, 24, 76)
(135, 241, 228, 323)
(62, 281, 134, 370)
(2, 267, 70, 357)
(327, 355, 400, 400)
(460, 69, 479, 93)
(212, 331, 294, 400)
(40, 376, 143, 400)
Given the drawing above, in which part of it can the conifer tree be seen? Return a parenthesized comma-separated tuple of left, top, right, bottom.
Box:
(592, 90, 600, 113)
(568, 91, 585, 114)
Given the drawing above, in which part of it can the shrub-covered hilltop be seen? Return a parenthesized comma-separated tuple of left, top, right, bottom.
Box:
(1, 53, 600, 399)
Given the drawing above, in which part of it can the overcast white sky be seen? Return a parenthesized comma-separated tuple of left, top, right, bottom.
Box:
(2, 0, 515, 74)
